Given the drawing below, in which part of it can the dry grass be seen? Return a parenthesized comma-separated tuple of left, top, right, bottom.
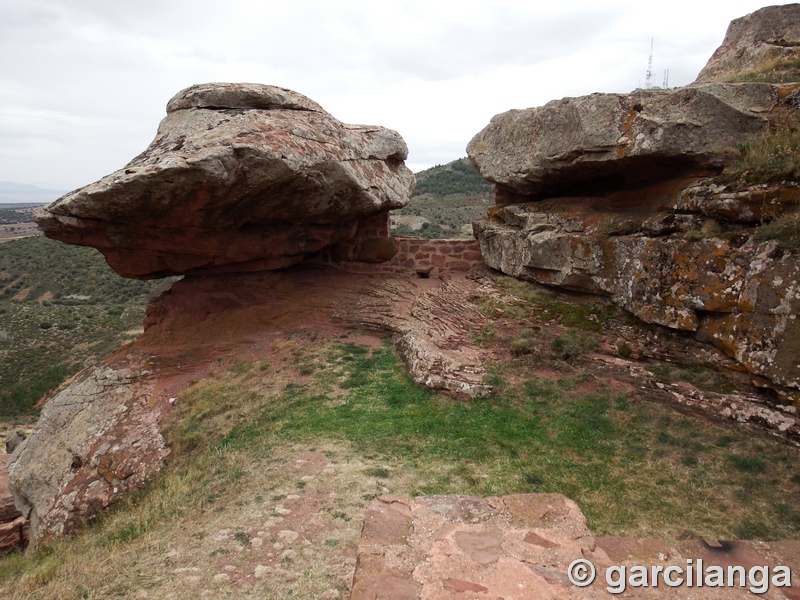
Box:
(1, 321, 799, 597)
(727, 57, 800, 84)
(715, 111, 800, 187)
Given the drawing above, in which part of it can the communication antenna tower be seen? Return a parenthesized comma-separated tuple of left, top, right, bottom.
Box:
(645, 38, 654, 89)
(663, 69, 670, 89)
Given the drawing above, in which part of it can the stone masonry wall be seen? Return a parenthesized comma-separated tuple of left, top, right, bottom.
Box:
(389, 237, 483, 273)
(318, 234, 483, 275)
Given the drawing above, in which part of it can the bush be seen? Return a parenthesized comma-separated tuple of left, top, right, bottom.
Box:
(551, 330, 599, 359)
(754, 212, 800, 251)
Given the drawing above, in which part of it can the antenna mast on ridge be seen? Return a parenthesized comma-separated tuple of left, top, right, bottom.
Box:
(663, 68, 670, 88)
(645, 38, 654, 89)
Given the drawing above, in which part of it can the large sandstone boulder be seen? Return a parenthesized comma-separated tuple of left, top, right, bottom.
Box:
(467, 7, 800, 398)
(467, 83, 779, 202)
(695, 4, 800, 84)
(474, 183, 800, 395)
(35, 83, 414, 279)
(7, 364, 169, 548)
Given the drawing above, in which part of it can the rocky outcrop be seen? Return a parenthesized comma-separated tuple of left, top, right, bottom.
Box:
(35, 83, 414, 279)
(466, 83, 783, 202)
(695, 4, 800, 84)
(351, 493, 800, 599)
(468, 7, 800, 400)
(9, 264, 497, 546)
(8, 365, 170, 548)
(473, 184, 800, 398)
(0, 455, 28, 552)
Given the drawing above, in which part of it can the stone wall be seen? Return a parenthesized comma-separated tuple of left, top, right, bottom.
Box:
(318, 229, 484, 276)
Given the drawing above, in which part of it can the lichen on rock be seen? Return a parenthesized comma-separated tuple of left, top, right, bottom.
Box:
(35, 83, 415, 279)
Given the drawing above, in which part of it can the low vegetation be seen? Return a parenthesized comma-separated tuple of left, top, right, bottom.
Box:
(715, 111, 800, 187)
(754, 211, 800, 250)
(2, 330, 799, 598)
(727, 57, 800, 84)
(392, 158, 492, 239)
(0, 237, 173, 416)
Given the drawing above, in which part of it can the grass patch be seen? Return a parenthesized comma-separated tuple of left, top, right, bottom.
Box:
(494, 276, 616, 331)
(551, 329, 599, 359)
(727, 57, 800, 84)
(714, 112, 800, 187)
(645, 361, 736, 394)
(3, 338, 800, 597)
(754, 212, 800, 251)
(164, 341, 800, 540)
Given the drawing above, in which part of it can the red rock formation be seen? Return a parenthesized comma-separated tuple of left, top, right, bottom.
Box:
(35, 83, 414, 279)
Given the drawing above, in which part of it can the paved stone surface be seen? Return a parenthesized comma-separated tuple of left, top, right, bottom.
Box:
(351, 494, 800, 599)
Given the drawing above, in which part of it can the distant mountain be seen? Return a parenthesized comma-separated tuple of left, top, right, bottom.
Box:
(391, 158, 494, 239)
(0, 182, 67, 196)
(0, 182, 67, 205)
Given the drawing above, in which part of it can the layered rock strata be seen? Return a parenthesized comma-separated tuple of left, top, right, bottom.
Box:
(468, 20, 800, 398)
(473, 181, 800, 397)
(466, 83, 785, 202)
(35, 83, 414, 278)
(9, 265, 495, 547)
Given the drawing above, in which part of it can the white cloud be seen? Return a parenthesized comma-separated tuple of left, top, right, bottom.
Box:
(0, 0, 793, 191)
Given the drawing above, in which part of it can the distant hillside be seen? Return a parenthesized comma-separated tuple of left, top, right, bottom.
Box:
(0, 206, 42, 224)
(0, 182, 66, 196)
(392, 158, 494, 239)
(0, 237, 174, 415)
(413, 158, 493, 197)
(0, 182, 67, 206)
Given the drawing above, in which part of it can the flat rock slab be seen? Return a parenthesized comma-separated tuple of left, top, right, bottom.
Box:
(351, 494, 800, 599)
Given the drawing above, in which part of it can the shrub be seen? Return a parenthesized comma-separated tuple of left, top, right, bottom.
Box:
(551, 330, 599, 359)
(715, 112, 800, 187)
(754, 212, 800, 250)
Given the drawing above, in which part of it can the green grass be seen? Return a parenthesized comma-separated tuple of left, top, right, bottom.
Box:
(646, 361, 736, 394)
(494, 276, 617, 331)
(166, 339, 800, 541)
(754, 212, 800, 250)
(3, 336, 800, 598)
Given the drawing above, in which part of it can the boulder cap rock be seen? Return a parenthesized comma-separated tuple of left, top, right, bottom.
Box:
(36, 83, 414, 279)
(694, 4, 800, 84)
(467, 82, 778, 201)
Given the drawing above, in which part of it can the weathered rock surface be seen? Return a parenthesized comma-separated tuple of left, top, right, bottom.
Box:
(474, 182, 800, 398)
(351, 494, 800, 599)
(466, 83, 784, 201)
(695, 4, 800, 84)
(35, 83, 414, 279)
(9, 263, 497, 546)
(8, 365, 170, 548)
(0, 455, 28, 553)
(468, 10, 800, 399)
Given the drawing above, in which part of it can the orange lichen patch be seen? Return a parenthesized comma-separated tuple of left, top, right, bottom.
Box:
(617, 108, 638, 159)
(774, 82, 800, 104)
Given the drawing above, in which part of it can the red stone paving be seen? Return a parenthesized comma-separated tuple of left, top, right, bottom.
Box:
(351, 494, 799, 599)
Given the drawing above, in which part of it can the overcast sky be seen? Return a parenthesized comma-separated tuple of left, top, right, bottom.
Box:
(0, 0, 794, 194)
